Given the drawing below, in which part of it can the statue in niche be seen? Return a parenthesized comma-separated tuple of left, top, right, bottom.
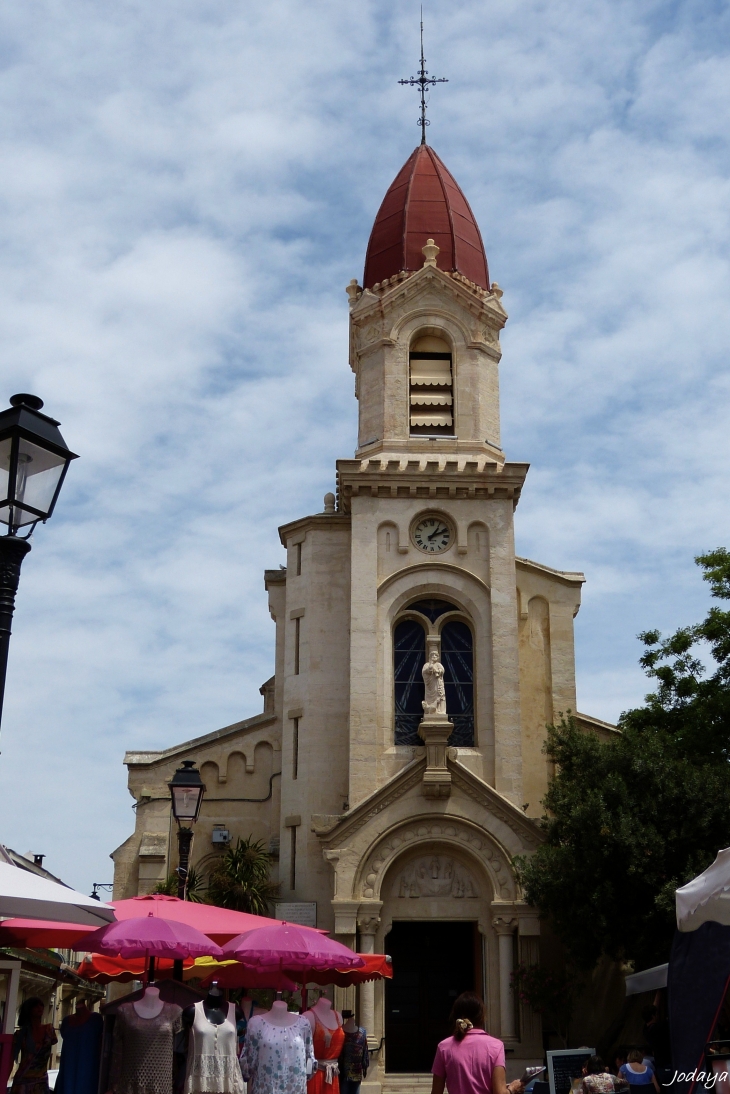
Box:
(422, 651, 447, 716)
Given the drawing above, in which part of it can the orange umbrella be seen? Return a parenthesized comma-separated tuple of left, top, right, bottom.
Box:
(199, 953, 392, 990)
(299, 953, 393, 986)
(75, 953, 196, 983)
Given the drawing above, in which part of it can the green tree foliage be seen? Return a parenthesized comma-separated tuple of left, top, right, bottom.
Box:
(206, 837, 279, 915)
(516, 549, 730, 970)
(511, 963, 576, 1047)
(152, 866, 206, 902)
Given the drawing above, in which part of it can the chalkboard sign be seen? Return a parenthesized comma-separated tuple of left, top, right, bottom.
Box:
(547, 1049, 596, 1094)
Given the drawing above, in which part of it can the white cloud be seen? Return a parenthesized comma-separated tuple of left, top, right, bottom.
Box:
(0, 0, 728, 889)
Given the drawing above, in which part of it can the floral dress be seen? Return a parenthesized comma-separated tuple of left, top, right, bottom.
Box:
(583, 1077, 616, 1094)
(240, 1016, 314, 1094)
(338, 1028, 369, 1084)
(12, 1024, 58, 1094)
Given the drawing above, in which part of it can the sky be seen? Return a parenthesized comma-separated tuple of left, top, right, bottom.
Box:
(0, 0, 728, 894)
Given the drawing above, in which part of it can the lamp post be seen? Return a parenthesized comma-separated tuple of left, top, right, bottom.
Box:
(168, 759, 205, 981)
(0, 394, 78, 737)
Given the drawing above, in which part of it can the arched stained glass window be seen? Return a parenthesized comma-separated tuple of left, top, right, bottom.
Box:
(441, 621, 474, 747)
(394, 619, 426, 746)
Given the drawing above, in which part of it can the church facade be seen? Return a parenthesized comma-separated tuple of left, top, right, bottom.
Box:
(112, 143, 616, 1082)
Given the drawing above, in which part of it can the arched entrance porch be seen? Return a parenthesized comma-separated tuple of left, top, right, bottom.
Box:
(378, 841, 495, 1073)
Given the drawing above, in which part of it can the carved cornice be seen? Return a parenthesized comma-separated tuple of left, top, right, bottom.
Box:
(315, 752, 542, 857)
(124, 711, 278, 768)
(316, 757, 428, 847)
(515, 556, 585, 588)
(278, 512, 351, 547)
(449, 762, 543, 851)
(336, 459, 528, 515)
(349, 265, 506, 330)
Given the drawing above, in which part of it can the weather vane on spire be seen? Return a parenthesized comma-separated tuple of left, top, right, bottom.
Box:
(399, 9, 448, 145)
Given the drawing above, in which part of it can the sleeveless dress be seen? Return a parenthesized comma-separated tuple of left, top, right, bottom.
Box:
(55, 1012, 103, 1094)
(185, 1001, 245, 1094)
(307, 1014, 345, 1094)
(110, 1002, 182, 1094)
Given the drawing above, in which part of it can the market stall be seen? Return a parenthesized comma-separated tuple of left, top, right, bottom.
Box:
(669, 848, 730, 1094)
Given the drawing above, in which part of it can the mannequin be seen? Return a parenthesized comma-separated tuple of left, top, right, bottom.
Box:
(303, 999, 340, 1034)
(336, 1011, 368, 1094)
(183, 983, 244, 1094)
(260, 1000, 299, 1028)
(134, 986, 165, 1020)
(109, 986, 182, 1094)
(303, 998, 344, 1094)
(240, 1001, 314, 1094)
(183, 984, 227, 1028)
(56, 1000, 104, 1094)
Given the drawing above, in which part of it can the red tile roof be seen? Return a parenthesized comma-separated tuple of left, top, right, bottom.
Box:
(363, 145, 489, 291)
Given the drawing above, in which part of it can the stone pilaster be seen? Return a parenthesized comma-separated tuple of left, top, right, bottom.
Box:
(493, 915, 518, 1041)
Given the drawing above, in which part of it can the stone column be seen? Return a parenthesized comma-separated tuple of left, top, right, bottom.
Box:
(493, 917, 517, 1041)
(333, 901, 360, 1017)
(357, 912, 381, 1040)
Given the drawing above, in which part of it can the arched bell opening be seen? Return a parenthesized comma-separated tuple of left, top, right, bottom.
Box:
(409, 333, 454, 438)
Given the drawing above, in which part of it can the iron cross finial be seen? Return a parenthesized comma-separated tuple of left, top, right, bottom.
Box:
(398, 9, 448, 145)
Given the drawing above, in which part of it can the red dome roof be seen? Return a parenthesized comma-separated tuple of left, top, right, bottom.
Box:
(363, 145, 489, 291)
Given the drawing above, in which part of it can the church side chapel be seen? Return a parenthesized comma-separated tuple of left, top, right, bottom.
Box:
(112, 134, 619, 1082)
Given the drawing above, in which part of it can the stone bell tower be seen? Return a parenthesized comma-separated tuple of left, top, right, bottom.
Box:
(346, 143, 507, 467)
(337, 142, 532, 811)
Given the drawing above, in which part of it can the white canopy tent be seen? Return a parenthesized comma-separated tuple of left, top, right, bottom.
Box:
(625, 963, 668, 995)
(0, 860, 114, 927)
(676, 847, 730, 933)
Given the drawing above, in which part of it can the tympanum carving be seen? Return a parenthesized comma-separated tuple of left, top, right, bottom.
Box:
(398, 855, 478, 898)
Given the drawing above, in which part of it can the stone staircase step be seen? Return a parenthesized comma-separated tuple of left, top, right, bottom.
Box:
(382, 1076, 434, 1094)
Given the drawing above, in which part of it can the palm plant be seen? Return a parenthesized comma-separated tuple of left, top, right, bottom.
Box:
(152, 866, 206, 903)
(206, 837, 279, 915)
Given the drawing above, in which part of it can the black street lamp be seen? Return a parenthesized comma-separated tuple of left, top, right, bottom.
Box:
(169, 760, 206, 894)
(0, 394, 78, 735)
(168, 759, 206, 981)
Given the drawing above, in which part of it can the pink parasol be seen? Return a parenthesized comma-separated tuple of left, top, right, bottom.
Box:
(72, 913, 224, 960)
(108, 895, 282, 943)
(221, 922, 365, 974)
(0, 896, 290, 950)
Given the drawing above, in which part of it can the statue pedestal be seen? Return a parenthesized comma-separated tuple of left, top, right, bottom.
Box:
(418, 716, 453, 799)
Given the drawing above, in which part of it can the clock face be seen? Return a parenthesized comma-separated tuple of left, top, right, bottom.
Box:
(413, 516, 452, 554)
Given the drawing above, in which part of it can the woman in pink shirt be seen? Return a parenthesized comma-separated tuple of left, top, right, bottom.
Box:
(431, 994, 525, 1094)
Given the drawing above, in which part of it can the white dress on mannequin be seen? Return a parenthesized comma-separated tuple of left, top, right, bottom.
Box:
(185, 1000, 244, 1094)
